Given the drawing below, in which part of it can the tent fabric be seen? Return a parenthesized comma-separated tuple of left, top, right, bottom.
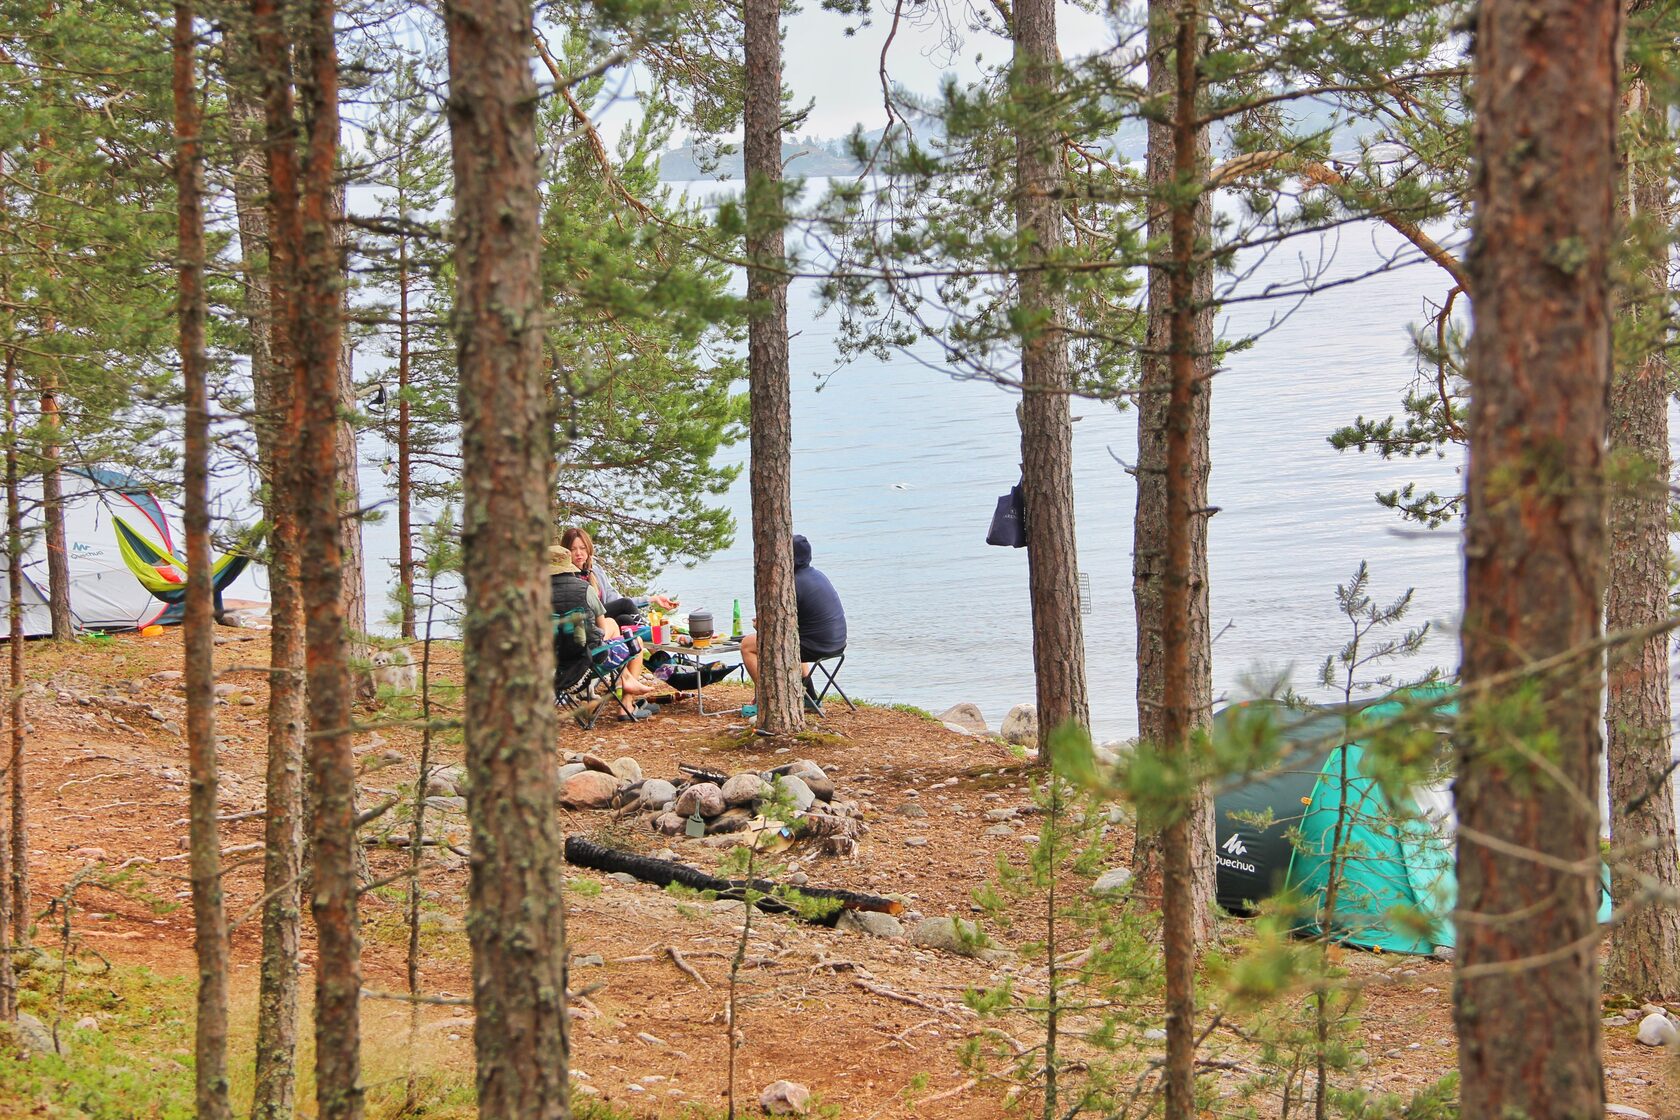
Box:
(1214, 690, 1612, 956)
(0, 468, 173, 636)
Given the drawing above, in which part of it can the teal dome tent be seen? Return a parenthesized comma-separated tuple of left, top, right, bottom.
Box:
(1213, 688, 1612, 955)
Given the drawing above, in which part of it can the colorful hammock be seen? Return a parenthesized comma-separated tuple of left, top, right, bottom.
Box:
(112, 514, 249, 605)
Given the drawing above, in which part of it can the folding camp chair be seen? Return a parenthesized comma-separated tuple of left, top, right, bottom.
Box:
(553, 611, 647, 729)
(802, 650, 854, 717)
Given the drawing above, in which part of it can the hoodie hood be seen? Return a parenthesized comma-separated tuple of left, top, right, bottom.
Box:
(793, 534, 812, 569)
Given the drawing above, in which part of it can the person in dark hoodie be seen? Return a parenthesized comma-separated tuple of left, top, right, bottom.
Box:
(740, 533, 847, 682)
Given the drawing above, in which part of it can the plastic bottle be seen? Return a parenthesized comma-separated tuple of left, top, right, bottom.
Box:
(732, 598, 743, 639)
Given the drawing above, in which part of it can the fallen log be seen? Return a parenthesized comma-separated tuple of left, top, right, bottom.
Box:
(677, 763, 730, 786)
(563, 835, 902, 924)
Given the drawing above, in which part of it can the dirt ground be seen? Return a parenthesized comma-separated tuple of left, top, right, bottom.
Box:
(9, 627, 1676, 1118)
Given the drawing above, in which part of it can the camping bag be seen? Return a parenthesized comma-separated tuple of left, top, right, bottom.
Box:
(666, 661, 737, 691)
(986, 483, 1027, 548)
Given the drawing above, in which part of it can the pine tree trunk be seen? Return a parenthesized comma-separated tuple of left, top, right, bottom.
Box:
(396, 235, 414, 640)
(1456, 1, 1618, 1116)
(1, 348, 21, 1002)
(1012, 0, 1089, 753)
(1131, 0, 1216, 945)
(39, 370, 70, 641)
(0, 179, 12, 1022)
(1604, 68, 1680, 1003)
(174, 8, 231, 1112)
(31, 143, 70, 643)
(293, 5, 361, 1116)
(744, 0, 803, 736)
(1157, 7, 1208, 1116)
(333, 182, 367, 649)
(232, 8, 307, 1111)
(5, 357, 26, 956)
(445, 2, 571, 1116)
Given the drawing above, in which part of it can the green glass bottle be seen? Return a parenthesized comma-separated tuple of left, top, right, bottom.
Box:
(732, 598, 743, 639)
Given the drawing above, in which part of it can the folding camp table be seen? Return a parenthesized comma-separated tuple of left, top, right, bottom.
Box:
(652, 638, 744, 716)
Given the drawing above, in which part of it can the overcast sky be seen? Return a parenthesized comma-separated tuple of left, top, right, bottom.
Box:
(592, 1, 1125, 143)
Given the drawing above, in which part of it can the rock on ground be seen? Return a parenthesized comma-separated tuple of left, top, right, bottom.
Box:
(773, 774, 816, 812)
(837, 910, 905, 939)
(675, 782, 726, 819)
(1000, 703, 1037, 746)
(13, 1012, 68, 1057)
(609, 756, 643, 782)
(559, 770, 621, 810)
(1635, 1012, 1679, 1047)
(910, 916, 992, 957)
(1094, 740, 1135, 766)
(782, 759, 827, 783)
(1091, 867, 1134, 894)
(721, 772, 769, 806)
(426, 764, 466, 796)
(639, 778, 678, 810)
(759, 1080, 811, 1115)
(938, 702, 988, 734)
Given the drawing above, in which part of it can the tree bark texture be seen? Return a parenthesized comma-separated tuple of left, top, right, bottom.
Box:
(1456, 1, 1618, 1117)
(1131, 0, 1217, 946)
(1012, 0, 1089, 750)
(6, 356, 26, 955)
(1604, 69, 1680, 1002)
(744, 0, 803, 736)
(30, 142, 70, 643)
(396, 234, 414, 639)
(444, 1, 571, 1116)
(40, 370, 70, 641)
(291, 3, 362, 1116)
(231, 8, 306, 1114)
(174, 8, 231, 1113)
(332, 181, 367, 651)
(1157, 7, 1207, 1117)
(0, 348, 18, 1021)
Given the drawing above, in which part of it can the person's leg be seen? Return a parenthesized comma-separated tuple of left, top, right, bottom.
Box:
(740, 631, 758, 680)
(597, 618, 652, 696)
(620, 645, 653, 694)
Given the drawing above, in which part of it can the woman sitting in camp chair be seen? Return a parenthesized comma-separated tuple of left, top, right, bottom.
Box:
(549, 545, 656, 705)
(560, 527, 678, 630)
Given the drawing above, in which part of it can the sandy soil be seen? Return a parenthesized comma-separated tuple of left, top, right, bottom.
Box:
(9, 628, 1675, 1118)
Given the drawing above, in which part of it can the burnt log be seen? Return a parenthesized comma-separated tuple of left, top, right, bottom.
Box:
(563, 835, 901, 924)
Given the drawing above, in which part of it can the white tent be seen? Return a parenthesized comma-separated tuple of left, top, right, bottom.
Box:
(0, 467, 174, 636)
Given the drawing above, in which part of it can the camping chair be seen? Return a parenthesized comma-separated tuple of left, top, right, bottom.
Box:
(552, 611, 647, 729)
(802, 650, 855, 716)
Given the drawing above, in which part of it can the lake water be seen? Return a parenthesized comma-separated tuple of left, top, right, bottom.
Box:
(643, 220, 1470, 742)
(233, 208, 1473, 743)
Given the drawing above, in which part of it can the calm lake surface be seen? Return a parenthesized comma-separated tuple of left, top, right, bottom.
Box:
(285, 207, 1473, 743)
(630, 215, 1469, 742)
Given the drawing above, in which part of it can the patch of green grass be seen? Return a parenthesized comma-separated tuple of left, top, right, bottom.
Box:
(1, 950, 490, 1119)
(2, 963, 196, 1119)
(569, 878, 603, 898)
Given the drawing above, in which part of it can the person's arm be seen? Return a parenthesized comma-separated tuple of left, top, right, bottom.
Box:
(586, 587, 607, 646)
(592, 563, 621, 606)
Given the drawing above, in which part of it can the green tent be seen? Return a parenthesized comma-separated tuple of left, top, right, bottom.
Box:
(1213, 690, 1612, 955)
